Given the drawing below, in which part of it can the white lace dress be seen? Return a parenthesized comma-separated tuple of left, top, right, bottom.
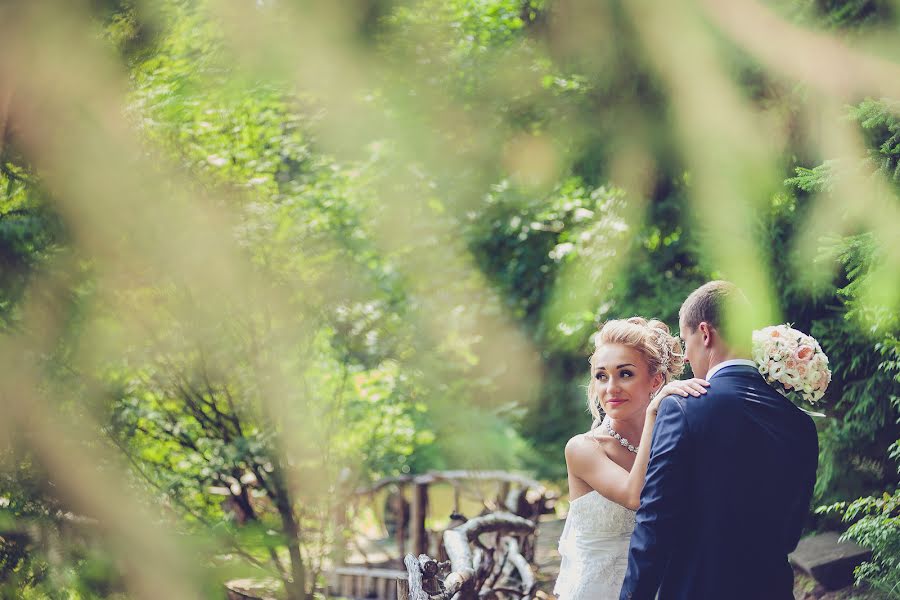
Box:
(553, 490, 636, 600)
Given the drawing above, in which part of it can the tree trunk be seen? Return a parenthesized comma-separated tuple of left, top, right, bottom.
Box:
(276, 499, 306, 600)
(266, 461, 306, 600)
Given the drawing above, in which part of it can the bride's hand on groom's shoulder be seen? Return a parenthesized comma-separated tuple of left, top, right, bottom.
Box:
(649, 378, 710, 415)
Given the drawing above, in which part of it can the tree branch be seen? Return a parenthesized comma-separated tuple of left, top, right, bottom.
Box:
(105, 432, 214, 528)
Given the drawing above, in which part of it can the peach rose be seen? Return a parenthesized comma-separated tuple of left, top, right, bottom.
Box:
(795, 345, 814, 362)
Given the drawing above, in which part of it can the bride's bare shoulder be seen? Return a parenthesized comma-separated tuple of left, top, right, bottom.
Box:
(565, 431, 610, 462)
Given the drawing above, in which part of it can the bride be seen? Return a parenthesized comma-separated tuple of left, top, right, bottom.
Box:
(554, 317, 708, 599)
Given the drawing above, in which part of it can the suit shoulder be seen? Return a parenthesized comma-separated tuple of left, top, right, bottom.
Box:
(660, 393, 688, 410)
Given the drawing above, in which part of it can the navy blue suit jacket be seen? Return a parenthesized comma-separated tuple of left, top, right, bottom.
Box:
(619, 365, 818, 600)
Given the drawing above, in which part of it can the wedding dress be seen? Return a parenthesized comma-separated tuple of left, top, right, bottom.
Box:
(554, 476, 636, 599)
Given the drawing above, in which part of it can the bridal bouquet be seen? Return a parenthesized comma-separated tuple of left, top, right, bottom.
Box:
(752, 324, 831, 406)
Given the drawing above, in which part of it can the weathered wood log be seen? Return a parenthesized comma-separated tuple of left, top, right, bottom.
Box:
(442, 512, 535, 597)
(504, 538, 535, 597)
(418, 554, 439, 577)
(417, 553, 442, 595)
(404, 553, 432, 600)
(473, 547, 492, 595)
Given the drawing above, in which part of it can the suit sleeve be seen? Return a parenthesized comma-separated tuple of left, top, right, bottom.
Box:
(619, 395, 690, 600)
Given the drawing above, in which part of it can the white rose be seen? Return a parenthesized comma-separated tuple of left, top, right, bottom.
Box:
(770, 361, 785, 380)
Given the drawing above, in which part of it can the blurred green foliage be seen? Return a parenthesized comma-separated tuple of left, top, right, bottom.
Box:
(0, 0, 899, 598)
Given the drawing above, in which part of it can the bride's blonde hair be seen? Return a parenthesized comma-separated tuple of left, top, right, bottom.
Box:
(587, 317, 685, 423)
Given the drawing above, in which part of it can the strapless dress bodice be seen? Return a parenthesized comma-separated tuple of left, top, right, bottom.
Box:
(554, 491, 636, 599)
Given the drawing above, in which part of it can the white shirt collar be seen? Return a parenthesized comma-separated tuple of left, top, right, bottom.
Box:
(705, 359, 757, 380)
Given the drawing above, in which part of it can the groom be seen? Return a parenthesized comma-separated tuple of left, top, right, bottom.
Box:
(619, 281, 819, 600)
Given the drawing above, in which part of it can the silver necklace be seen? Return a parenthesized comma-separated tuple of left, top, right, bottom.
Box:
(605, 419, 638, 454)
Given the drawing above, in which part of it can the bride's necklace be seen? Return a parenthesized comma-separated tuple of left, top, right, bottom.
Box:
(605, 419, 638, 454)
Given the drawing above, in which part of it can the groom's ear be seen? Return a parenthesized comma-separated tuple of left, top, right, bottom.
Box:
(698, 322, 713, 347)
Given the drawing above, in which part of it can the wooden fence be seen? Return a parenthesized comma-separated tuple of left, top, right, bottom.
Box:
(327, 566, 407, 600)
(354, 470, 555, 559)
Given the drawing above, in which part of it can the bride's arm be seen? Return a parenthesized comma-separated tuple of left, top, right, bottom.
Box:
(566, 378, 708, 510)
(621, 378, 708, 506)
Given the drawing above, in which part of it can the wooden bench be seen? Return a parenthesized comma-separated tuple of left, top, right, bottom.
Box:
(789, 531, 872, 591)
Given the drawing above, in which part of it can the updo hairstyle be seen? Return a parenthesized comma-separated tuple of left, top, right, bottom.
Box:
(587, 317, 685, 423)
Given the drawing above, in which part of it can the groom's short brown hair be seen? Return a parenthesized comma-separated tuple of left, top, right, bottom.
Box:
(679, 280, 750, 338)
